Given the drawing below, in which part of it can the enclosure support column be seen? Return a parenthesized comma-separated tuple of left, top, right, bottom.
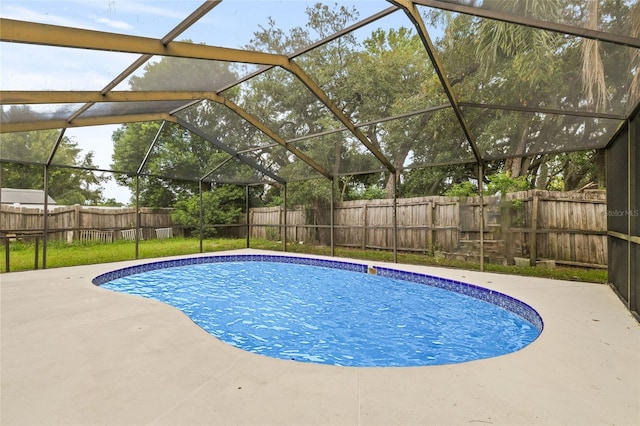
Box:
(1, 164, 7, 272)
(393, 171, 398, 263)
(40, 129, 66, 269)
(478, 163, 485, 272)
(627, 117, 634, 310)
(42, 165, 48, 269)
(282, 183, 287, 252)
(330, 178, 335, 257)
(246, 185, 250, 249)
(199, 180, 203, 253)
(3, 237, 8, 273)
(135, 175, 140, 260)
(73, 205, 81, 243)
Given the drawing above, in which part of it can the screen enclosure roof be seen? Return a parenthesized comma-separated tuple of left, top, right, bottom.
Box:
(1, 0, 639, 185)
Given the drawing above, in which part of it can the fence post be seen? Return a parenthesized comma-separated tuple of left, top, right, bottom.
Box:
(428, 201, 435, 255)
(530, 191, 539, 267)
(361, 203, 367, 250)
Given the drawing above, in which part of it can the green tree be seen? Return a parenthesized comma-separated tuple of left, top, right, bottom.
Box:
(350, 28, 446, 196)
(100, 198, 125, 207)
(242, 2, 365, 211)
(172, 184, 245, 237)
(400, 164, 477, 198)
(1, 125, 107, 205)
(469, 0, 637, 189)
(111, 121, 204, 206)
(444, 181, 478, 197)
(245, 7, 459, 201)
(111, 51, 241, 207)
(243, 4, 346, 158)
(486, 171, 529, 196)
(538, 150, 605, 191)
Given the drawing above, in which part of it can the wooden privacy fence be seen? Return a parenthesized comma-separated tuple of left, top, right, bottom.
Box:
(249, 206, 316, 243)
(505, 190, 607, 268)
(0, 204, 177, 242)
(249, 190, 608, 267)
(1, 190, 608, 267)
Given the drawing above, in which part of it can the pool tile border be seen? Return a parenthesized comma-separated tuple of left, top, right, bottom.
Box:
(92, 254, 367, 286)
(373, 266, 543, 331)
(93, 254, 542, 331)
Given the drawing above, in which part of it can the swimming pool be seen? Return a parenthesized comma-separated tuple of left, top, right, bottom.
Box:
(94, 254, 543, 367)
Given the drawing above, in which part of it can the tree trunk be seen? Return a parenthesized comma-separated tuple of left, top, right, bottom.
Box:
(535, 161, 549, 189)
(505, 118, 533, 178)
(385, 141, 412, 198)
(383, 113, 435, 197)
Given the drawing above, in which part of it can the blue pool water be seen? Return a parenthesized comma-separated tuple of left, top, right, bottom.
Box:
(97, 257, 542, 367)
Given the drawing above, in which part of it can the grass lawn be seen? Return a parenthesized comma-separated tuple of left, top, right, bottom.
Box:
(0, 237, 608, 284)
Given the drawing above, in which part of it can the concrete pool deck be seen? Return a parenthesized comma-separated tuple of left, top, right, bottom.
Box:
(1, 249, 639, 425)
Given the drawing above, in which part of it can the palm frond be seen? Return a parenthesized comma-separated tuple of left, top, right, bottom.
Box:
(581, 0, 608, 112)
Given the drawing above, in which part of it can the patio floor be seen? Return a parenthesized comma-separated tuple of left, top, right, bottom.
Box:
(1, 249, 639, 425)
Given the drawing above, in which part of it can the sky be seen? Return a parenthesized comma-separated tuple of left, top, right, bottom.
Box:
(0, 0, 410, 203)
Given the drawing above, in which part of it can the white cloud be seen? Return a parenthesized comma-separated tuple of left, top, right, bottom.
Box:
(62, 0, 188, 21)
(92, 16, 134, 30)
(102, 1, 189, 20)
(0, 42, 141, 90)
(1, 5, 79, 27)
(1, 3, 136, 33)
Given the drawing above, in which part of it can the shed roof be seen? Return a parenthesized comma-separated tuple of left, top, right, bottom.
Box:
(0, 188, 57, 205)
